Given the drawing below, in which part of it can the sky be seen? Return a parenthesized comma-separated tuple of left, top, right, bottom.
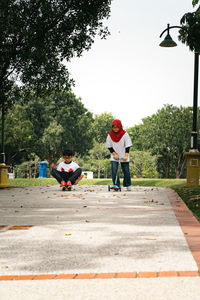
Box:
(67, 0, 197, 128)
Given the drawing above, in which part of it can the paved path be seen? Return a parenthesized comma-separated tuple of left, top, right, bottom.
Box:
(0, 185, 200, 299)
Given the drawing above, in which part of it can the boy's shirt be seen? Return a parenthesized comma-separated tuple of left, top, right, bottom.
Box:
(57, 161, 80, 172)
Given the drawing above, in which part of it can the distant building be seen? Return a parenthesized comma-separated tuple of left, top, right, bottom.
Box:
(8, 172, 15, 179)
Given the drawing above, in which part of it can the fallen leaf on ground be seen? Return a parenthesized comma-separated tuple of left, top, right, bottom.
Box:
(73, 194, 84, 198)
(65, 234, 72, 236)
(57, 195, 68, 198)
(146, 238, 157, 240)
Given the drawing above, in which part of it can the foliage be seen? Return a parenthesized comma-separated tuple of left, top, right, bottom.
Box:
(89, 141, 110, 178)
(129, 150, 159, 178)
(3, 102, 200, 179)
(127, 125, 144, 151)
(75, 142, 110, 178)
(179, 3, 200, 51)
(15, 155, 40, 178)
(128, 105, 194, 178)
(3, 104, 37, 164)
(25, 91, 94, 161)
(92, 112, 115, 143)
(1, 90, 94, 165)
(192, 0, 200, 6)
(41, 120, 64, 165)
(0, 0, 112, 110)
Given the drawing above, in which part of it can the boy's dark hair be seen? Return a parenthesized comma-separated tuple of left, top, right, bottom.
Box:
(63, 149, 74, 156)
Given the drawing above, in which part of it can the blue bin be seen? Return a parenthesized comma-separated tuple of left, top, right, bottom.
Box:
(39, 161, 48, 178)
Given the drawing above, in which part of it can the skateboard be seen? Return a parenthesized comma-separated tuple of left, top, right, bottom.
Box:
(62, 186, 72, 191)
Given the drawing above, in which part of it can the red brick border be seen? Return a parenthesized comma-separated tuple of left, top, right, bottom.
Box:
(0, 225, 34, 231)
(166, 188, 200, 270)
(8, 225, 33, 230)
(0, 271, 199, 281)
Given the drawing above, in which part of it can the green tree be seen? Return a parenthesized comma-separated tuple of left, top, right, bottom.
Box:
(128, 105, 195, 178)
(129, 150, 159, 178)
(0, 0, 111, 163)
(1, 91, 94, 166)
(0, 0, 112, 109)
(24, 91, 94, 161)
(179, 1, 200, 51)
(41, 120, 64, 166)
(3, 104, 36, 164)
(92, 112, 115, 143)
(127, 125, 144, 151)
(89, 141, 109, 178)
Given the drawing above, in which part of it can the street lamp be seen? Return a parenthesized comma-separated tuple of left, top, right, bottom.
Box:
(160, 24, 200, 186)
(0, 98, 10, 188)
(1, 99, 5, 164)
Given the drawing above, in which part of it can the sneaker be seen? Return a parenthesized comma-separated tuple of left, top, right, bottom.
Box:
(60, 181, 69, 187)
(126, 186, 131, 191)
(60, 181, 67, 187)
(66, 180, 72, 186)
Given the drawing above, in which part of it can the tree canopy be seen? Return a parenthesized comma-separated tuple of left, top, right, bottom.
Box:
(92, 112, 115, 143)
(179, 1, 200, 51)
(128, 105, 196, 178)
(0, 0, 112, 109)
(2, 90, 94, 165)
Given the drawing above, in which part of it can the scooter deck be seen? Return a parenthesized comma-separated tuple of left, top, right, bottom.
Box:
(108, 185, 121, 191)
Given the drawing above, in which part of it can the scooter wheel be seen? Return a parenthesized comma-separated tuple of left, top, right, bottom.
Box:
(62, 186, 66, 191)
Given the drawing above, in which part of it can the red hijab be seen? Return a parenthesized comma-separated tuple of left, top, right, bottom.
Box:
(109, 119, 126, 142)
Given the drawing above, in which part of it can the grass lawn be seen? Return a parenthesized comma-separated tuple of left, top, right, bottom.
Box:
(7, 177, 200, 221)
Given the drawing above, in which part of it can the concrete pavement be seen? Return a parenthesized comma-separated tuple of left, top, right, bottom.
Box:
(0, 184, 200, 299)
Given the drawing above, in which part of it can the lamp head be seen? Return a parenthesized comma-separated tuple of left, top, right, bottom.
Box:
(159, 33, 177, 47)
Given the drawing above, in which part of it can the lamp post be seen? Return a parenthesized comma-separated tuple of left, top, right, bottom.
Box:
(160, 24, 200, 186)
(0, 98, 9, 188)
(1, 98, 5, 164)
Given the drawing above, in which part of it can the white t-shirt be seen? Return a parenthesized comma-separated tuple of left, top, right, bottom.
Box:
(57, 161, 80, 172)
(106, 132, 132, 162)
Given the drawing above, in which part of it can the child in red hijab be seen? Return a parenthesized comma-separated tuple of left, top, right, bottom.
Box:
(106, 119, 132, 191)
